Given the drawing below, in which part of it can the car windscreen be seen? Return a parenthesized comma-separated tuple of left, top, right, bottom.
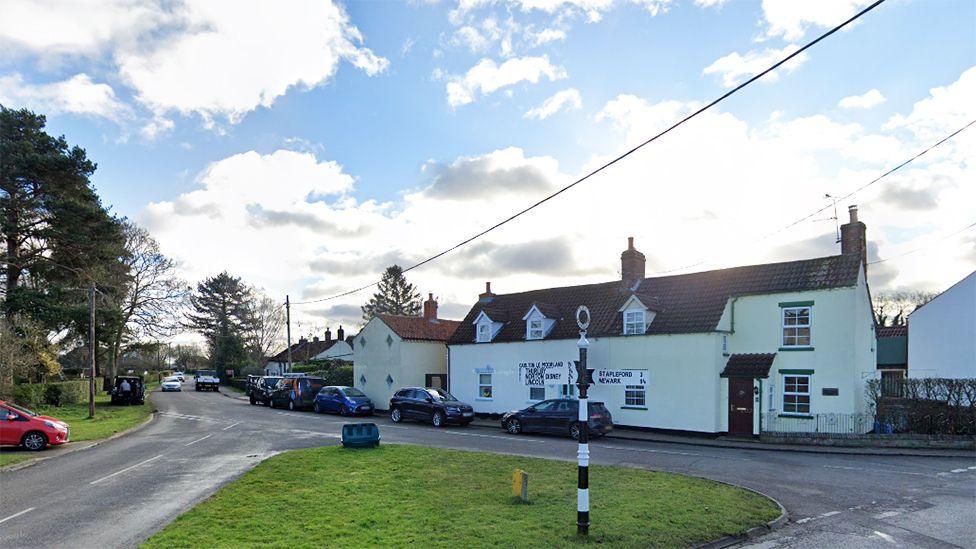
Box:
(5, 402, 39, 417)
(197, 371, 217, 377)
(341, 387, 366, 398)
(427, 389, 458, 401)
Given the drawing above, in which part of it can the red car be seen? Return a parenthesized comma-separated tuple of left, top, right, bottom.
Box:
(0, 400, 70, 451)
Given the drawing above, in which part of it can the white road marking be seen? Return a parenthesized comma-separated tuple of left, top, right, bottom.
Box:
(874, 531, 896, 543)
(595, 443, 753, 461)
(795, 517, 812, 524)
(968, 466, 976, 470)
(950, 468, 967, 473)
(440, 430, 546, 443)
(874, 511, 901, 519)
(184, 434, 213, 447)
(222, 422, 240, 431)
(823, 464, 928, 476)
(820, 511, 841, 518)
(0, 508, 35, 525)
(90, 454, 164, 485)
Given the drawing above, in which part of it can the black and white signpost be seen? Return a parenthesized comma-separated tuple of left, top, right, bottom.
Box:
(574, 305, 591, 536)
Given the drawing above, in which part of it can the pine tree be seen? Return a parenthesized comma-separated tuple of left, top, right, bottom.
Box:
(361, 265, 421, 322)
(185, 272, 252, 373)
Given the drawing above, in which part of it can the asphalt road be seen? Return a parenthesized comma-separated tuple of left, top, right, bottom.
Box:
(1, 386, 974, 549)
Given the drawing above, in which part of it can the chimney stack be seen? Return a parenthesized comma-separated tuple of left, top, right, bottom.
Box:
(840, 205, 867, 275)
(337, 325, 345, 341)
(324, 327, 332, 342)
(621, 237, 646, 288)
(478, 281, 496, 303)
(423, 293, 438, 321)
(298, 336, 308, 345)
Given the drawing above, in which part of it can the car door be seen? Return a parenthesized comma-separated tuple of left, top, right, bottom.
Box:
(411, 389, 432, 419)
(520, 401, 552, 433)
(0, 406, 19, 445)
(548, 400, 574, 434)
(326, 388, 342, 412)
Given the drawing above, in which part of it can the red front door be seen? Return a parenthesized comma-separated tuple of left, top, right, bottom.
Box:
(728, 378, 755, 437)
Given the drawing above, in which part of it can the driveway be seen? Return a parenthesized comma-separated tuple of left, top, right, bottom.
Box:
(1, 388, 973, 548)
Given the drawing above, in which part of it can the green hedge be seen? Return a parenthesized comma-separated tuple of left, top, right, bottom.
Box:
(1, 380, 89, 407)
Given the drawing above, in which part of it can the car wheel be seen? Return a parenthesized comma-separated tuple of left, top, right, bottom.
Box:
(570, 422, 582, 440)
(22, 431, 48, 451)
(505, 418, 522, 434)
(269, 399, 276, 409)
(249, 395, 256, 405)
(390, 407, 402, 423)
(288, 400, 296, 411)
(432, 411, 444, 428)
(339, 405, 348, 416)
(313, 402, 321, 414)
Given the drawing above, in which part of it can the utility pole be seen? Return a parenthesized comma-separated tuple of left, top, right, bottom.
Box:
(285, 295, 293, 374)
(88, 283, 96, 419)
(574, 305, 591, 536)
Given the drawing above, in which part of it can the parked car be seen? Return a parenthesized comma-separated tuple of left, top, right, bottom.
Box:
(172, 371, 186, 382)
(389, 387, 473, 427)
(501, 399, 613, 439)
(0, 400, 70, 451)
(194, 370, 220, 392)
(269, 376, 326, 411)
(109, 375, 146, 405)
(246, 375, 281, 406)
(313, 386, 374, 416)
(160, 376, 182, 392)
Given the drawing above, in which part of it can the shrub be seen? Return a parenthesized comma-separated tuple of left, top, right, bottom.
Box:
(43, 381, 87, 406)
(10, 383, 44, 407)
(867, 378, 976, 435)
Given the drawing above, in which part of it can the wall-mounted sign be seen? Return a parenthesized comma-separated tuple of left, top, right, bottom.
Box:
(593, 369, 646, 386)
(518, 361, 577, 386)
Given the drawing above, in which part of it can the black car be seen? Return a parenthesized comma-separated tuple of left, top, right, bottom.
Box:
(389, 387, 473, 427)
(501, 399, 613, 439)
(269, 376, 326, 411)
(109, 375, 145, 405)
(246, 375, 282, 406)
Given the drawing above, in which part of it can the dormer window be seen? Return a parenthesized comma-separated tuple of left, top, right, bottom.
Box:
(528, 319, 544, 340)
(473, 310, 500, 343)
(477, 322, 492, 343)
(624, 310, 646, 335)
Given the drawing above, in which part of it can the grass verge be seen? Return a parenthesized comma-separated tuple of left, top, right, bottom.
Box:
(143, 444, 779, 548)
(0, 387, 155, 467)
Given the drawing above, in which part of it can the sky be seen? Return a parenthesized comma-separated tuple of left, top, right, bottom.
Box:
(1, 0, 974, 340)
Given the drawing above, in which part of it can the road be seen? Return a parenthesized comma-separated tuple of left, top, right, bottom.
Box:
(1, 387, 974, 548)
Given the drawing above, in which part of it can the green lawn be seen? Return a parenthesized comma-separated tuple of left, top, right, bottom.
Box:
(143, 445, 779, 548)
(0, 387, 155, 467)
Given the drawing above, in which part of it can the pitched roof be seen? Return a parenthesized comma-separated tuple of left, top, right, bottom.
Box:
(268, 338, 347, 363)
(377, 314, 462, 342)
(720, 353, 776, 378)
(449, 254, 861, 344)
(876, 325, 907, 338)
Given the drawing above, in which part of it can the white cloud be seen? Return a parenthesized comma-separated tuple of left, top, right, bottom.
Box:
(759, 0, 874, 41)
(0, 73, 129, 121)
(694, 0, 729, 7)
(884, 66, 976, 141)
(529, 27, 568, 46)
(838, 89, 886, 109)
(446, 55, 567, 107)
(703, 44, 808, 88)
(524, 88, 582, 119)
(516, 0, 672, 18)
(116, 1, 388, 127)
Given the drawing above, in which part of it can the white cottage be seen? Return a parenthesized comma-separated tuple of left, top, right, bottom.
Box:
(265, 326, 353, 375)
(353, 295, 461, 409)
(448, 207, 877, 436)
(907, 271, 976, 379)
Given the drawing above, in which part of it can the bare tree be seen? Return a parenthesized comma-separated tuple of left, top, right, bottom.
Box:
(873, 290, 938, 326)
(106, 221, 189, 379)
(244, 291, 285, 365)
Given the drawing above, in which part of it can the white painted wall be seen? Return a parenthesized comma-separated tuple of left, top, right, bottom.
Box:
(312, 340, 353, 361)
(352, 318, 450, 409)
(908, 272, 976, 379)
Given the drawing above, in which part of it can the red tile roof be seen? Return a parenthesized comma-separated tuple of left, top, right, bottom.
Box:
(377, 314, 461, 342)
(450, 254, 861, 344)
(876, 325, 907, 338)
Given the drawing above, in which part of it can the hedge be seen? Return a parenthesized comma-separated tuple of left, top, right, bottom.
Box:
(0, 380, 89, 407)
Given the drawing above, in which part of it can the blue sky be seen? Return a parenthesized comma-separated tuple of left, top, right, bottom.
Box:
(1, 0, 974, 332)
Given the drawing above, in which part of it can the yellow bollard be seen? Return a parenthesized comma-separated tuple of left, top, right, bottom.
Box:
(512, 469, 528, 502)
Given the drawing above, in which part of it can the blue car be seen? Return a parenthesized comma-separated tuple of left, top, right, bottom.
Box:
(313, 386, 374, 416)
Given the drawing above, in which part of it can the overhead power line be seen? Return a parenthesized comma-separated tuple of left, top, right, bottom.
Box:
(649, 118, 976, 276)
(290, 0, 888, 306)
(868, 220, 976, 265)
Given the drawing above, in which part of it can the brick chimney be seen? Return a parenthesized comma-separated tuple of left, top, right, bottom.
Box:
(423, 293, 438, 321)
(478, 281, 496, 303)
(621, 237, 646, 288)
(324, 327, 332, 342)
(840, 205, 867, 275)
(298, 336, 308, 345)
(337, 325, 345, 341)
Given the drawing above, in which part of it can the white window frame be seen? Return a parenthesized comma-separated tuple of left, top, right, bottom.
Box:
(781, 306, 812, 347)
(623, 310, 646, 335)
(624, 384, 646, 407)
(476, 321, 492, 343)
(560, 384, 576, 398)
(782, 374, 811, 415)
(528, 386, 545, 401)
(527, 318, 544, 340)
(478, 373, 493, 399)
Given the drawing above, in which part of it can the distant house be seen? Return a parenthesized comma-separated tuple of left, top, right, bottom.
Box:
(876, 325, 908, 396)
(353, 294, 461, 409)
(447, 206, 877, 436)
(265, 326, 354, 375)
(907, 271, 976, 379)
